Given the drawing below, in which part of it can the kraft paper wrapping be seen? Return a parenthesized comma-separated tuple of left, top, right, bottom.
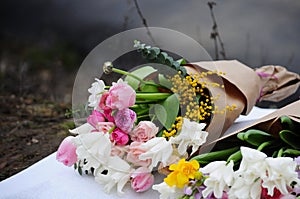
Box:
(184, 60, 300, 154)
(214, 100, 300, 144)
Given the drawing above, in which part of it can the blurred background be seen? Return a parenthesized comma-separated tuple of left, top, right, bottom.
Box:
(1, 0, 300, 102)
(0, 0, 299, 180)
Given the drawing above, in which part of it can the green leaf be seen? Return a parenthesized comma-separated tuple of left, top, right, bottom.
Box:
(279, 129, 300, 149)
(141, 81, 159, 92)
(280, 116, 295, 131)
(153, 104, 167, 128)
(161, 94, 180, 129)
(227, 150, 242, 163)
(153, 94, 179, 129)
(158, 74, 172, 89)
(191, 146, 240, 164)
(243, 129, 272, 147)
(125, 66, 157, 90)
(176, 58, 187, 65)
(283, 149, 300, 156)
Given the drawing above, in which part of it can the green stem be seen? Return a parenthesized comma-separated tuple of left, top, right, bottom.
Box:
(277, 148, 284, 157)
(257, 141, 272, 151)
(136, 93, 171, 100)
(112, 68, 161, 87)
(108, 126, 116, 134)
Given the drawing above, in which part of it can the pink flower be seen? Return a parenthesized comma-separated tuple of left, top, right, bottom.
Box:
(111, 128, 129, 145)
(106, 81, 136, 110)
(131, 167, 154, 192)
(103, 109, 115, 122)
(56, 136, 77, 167)
(98, 92, 110, 111)
(114, 108, 136, 133)
(130, 121, 158, 142)
(110, 144, 129, 157)
(95, 122, 115, 133)
(87, 110, 105, 128)
(126, 142, 151, 167)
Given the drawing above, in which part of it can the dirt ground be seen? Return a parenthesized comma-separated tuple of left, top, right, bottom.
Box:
(0, 94, 73, 181)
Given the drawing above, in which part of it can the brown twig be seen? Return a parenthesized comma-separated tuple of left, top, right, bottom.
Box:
(132, 0, 156, 45)
(208, 1, 227, 60)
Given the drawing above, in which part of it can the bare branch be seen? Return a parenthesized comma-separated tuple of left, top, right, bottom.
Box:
(208, 1, 227, 60)
(132, 0, 156, 45)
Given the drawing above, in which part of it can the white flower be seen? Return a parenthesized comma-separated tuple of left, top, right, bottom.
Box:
(73, 132, 111, 170)
(201, 161, 234, 198)
(228, 147, 268, 199)
(152, 182, 184, 199)
(262, 157, 300, 196)
(95, 156, 132, 196)
(170, 118, 207, 155)
(228, 176, 262, 199)
(69, 123, 94, 135)
(88, 78, 105, 109)
(139, 137, 173, 170)
(238, 147, 267, 176)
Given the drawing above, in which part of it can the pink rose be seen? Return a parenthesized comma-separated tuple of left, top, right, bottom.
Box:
(114, 108, 136, 133)
(130, 121, 158, 142)
(95, 122, 115, 133)
(106, 81, 136, 110)
(130, 167, 154, 192)
(127, 142, 151, 167)
(56, 136, 77, 167)
(87, 110, 105, 128)
(111, 128, 129, 145)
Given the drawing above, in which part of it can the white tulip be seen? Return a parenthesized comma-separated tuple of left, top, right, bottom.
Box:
(88, 78, 105, 109)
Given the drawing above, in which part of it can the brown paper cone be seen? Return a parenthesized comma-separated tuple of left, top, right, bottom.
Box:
(184, 60, 300, 154)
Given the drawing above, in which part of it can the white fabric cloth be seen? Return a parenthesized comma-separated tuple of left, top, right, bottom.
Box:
(0, 107, 276, 199)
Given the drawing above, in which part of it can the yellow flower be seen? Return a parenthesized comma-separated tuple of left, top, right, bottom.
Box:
(164, 159, 200, 188)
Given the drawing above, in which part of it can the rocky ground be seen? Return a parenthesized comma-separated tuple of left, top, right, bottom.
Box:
(0, 94, 74, 181)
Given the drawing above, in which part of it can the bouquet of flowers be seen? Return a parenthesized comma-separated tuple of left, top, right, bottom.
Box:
(56, 40, 300, 199)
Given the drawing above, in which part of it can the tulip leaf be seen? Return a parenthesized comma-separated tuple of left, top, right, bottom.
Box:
(191, 146, 240, 164)
(125, 66, 157, 90)
(243, 129, 272, 147)
(280, 116, 295, 131)
(279, 130, 300, 149)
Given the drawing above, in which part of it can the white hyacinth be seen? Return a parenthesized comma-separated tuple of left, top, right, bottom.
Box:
(170, 118, 208, 155)
(138, 137, 173, 170)
(152, 182, 184, 199)
(262, 157, 300, 196)
(201, 160, 234, 198)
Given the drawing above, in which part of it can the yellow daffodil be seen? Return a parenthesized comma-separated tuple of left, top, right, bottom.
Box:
(164, 159, 200, 188)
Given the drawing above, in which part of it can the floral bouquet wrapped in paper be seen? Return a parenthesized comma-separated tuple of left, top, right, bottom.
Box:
(56, 40, 300, 198)
(179, 100, 300, 199)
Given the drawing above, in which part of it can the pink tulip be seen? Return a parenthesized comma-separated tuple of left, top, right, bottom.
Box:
(98, 92, 110, 111)
(114, 108, 136, 133)
(103, 109, 115, 122)
(87, 110, 105, 128)
(106, 81, 136, 110)
(111, 128, 129, 145)
(131, 167, 154, 192)
(56, 136, 77, 167)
